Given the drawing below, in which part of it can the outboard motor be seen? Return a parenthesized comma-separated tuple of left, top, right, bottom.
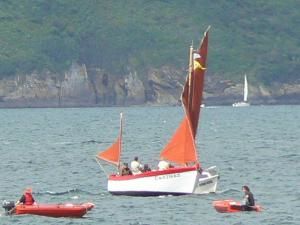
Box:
(2, 200, 15, 215)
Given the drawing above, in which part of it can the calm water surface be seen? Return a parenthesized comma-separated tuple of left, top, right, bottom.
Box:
(0, 106, 299, 224)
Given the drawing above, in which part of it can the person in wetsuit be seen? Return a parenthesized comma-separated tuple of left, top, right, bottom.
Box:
(241, 185, 255, 211)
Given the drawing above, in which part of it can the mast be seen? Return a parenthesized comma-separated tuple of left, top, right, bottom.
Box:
(118, 112, 123, 167)
(188, 45, 194, 113)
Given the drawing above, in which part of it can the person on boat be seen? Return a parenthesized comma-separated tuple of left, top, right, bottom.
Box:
(142, 164, 151, 172)
(121, 163, 132, 176)
(158, 160, 170, 170)
(16, 188, 35, 206)
(130, 156, 143, 175)
(241, 185, 255, 211)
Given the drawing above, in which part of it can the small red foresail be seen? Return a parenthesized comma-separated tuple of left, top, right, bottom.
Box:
(97, 113, 123, 166)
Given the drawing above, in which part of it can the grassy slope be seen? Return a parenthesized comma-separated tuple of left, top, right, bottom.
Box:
(0, 0, 299, 84)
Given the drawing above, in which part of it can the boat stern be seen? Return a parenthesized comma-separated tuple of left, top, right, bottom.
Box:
(193, 166, 219, 194)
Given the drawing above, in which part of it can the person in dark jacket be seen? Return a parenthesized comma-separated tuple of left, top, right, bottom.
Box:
(241, 185, 255, 211)
(142, 164, 151, 172)
(121, 163, 132, 176)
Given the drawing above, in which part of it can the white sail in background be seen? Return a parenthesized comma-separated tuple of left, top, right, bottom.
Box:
(232, 74, 250, 107)
(243, 75, 248, 102)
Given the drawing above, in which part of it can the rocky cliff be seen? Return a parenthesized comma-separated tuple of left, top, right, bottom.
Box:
(0, 63, 299, 108)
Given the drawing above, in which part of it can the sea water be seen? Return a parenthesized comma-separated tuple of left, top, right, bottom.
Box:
(0, 106, 299, 225)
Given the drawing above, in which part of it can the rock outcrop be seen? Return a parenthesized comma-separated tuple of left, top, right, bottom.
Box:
(145, 66, 183, 105)
(0, 63, 299, 107)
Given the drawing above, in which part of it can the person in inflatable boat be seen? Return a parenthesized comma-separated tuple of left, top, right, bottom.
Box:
(16, 188, 35, 205)
(241, 185, 255, 211)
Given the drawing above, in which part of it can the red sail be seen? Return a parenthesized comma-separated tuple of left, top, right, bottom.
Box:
(97, 114, 123, 166)
(160, 27, 210, 166)
(160, 115, 198, 165)
(97, 137, 121, 166)
(181, 26, 210, 138)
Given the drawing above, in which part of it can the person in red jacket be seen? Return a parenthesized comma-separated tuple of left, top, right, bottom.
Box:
(16, 188, 35, 205)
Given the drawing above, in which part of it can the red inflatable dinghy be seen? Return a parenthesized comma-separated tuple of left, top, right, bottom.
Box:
(213, 199, 262, 213)
(15, 202, 94, 217)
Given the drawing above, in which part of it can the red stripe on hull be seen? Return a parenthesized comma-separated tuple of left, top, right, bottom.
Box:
(109, 191, 189, 197)
(109, 166, 198, 181)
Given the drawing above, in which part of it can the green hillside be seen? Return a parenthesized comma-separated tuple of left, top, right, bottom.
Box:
(0, 0, 299, 84)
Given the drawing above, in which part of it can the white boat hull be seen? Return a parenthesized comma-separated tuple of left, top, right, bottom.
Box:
(107, 166, 218, 196)
(232, 102, 250, 107)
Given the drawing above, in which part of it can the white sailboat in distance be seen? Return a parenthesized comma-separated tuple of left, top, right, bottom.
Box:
(232, 75, 250, 107)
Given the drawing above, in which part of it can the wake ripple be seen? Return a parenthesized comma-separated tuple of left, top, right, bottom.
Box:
(81, 140, 103, 145)
(35, 188, 98, 196)
(216, 188, 240, 195)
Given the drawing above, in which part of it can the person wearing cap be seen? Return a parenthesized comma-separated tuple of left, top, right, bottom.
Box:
(16, 188, 35, 206)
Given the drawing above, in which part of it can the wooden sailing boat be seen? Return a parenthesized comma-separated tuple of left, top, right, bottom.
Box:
(232, 75, 250, 107)
(96, 27, 219, 196)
